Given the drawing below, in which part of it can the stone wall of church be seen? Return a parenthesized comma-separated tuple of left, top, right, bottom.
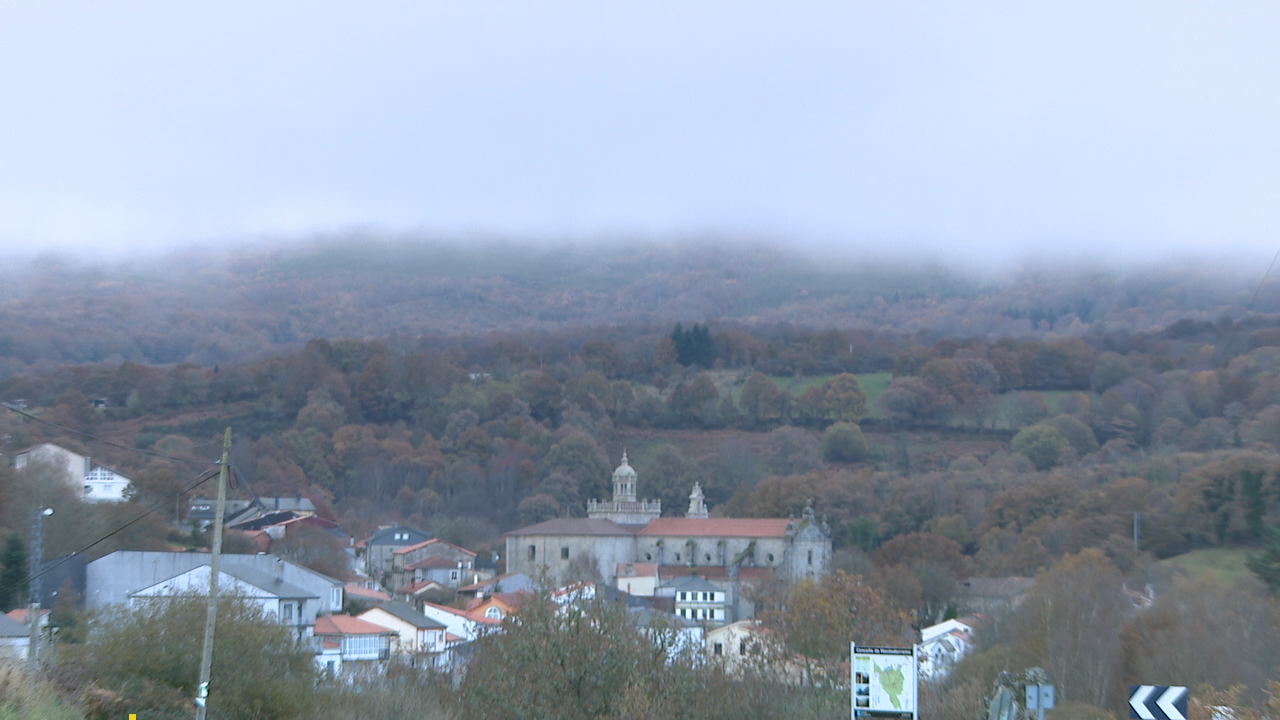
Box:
(505, 535, 636, 587)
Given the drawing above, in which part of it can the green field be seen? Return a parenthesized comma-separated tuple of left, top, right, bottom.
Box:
(1160, 548, 1255, 586)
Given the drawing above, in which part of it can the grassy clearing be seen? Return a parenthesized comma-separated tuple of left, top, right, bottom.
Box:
(1160, 548, 1255, 586)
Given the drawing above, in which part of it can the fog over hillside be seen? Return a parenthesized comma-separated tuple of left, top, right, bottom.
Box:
(0, 237, 1272, 375)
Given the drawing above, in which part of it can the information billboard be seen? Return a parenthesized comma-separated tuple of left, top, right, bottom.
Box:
(851, 645, 918, 720)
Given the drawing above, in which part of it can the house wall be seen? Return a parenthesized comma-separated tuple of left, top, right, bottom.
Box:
(615, 573, 657, 597)
(0, 637, 29, 662)
(14, 444, 85, 496)
(87, 551, 343, 615)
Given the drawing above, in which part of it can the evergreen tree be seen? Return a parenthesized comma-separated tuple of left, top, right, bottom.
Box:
(1247, 525, 1280, 592)
(670, 322, 714, 368)
(0, 531, 28, 611)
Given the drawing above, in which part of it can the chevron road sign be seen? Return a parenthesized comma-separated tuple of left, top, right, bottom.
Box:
(1130, 685, 1188, 720)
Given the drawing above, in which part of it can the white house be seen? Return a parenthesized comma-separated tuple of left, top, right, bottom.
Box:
(313, 615, 395, 666)
(660, 575, 727, 626)
(87, 551, 344, 616)
(918, 617, 978, 679)
(128, 564, 320, 639)
(12, 443, 132, 503)
(358, 601, 450, 668)
(419, 601, 502, 644)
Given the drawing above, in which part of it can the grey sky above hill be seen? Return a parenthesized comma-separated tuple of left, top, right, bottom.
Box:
(2, 1, 1278, 264)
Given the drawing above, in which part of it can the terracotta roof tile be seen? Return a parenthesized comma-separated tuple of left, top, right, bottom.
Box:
(407, 555, 463, 570)
(616, 562, 659, 577)
(344, 583, 391, 601)
(314, 615, 396, 636)
(396, 580, 447, 595)
(392, 538, 477, 556)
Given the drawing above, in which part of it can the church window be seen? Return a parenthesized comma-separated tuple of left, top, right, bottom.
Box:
(645, 553, 651, 561)
(808, 549, 814, 565)
(714, 642, 723, 656)
(705, 554, 711, 562)
(740, 641, 747, 656)
(561, 547, 570, 560)
(767, 554, 774, 563)
(675, 553, 681, 562)
(528, 545, 536, 561)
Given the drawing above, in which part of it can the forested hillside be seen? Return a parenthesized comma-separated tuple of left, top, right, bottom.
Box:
(0, 240, 1271, 372)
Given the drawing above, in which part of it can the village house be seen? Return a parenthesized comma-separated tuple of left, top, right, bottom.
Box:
(358, 601, 450, 667)
(388, 537, 484, 591)
(128, 563, 320, 640)
(918, 617, 978, 679)
(86, 551, 345, 617)
(12, 442, 132, 503)
(419, 601, 502, 644)
(361, 525, 433, 582)
(456, 572, 538, 601)
(313, 615, 396, 673)
(663, 575, 728, 627)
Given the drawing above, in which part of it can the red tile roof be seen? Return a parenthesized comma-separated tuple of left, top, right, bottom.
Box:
(457, 572, 516, 593)
(422, 601, 503, 624)
(638, 518, 792, 538)
(5, 608, 50, 623)
(407, 555, 463, 570)
(616, 562, 659, 577)
(344, 583, 391, 601)
(395, 579, 448, 595)
(392, 538, 477, 557)
(314, 615, 396, 636)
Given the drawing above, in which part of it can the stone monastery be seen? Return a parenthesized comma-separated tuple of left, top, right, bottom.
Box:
(505, 452, 833, 622)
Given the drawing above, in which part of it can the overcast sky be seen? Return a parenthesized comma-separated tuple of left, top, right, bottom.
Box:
(2, 2, 1278, 262)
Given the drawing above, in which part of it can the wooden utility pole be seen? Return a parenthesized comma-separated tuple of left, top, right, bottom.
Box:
(27, 506, 51, 679)
(194, 427, 231, 720)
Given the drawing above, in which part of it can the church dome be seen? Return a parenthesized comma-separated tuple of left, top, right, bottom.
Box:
(613, 451, 637, 479)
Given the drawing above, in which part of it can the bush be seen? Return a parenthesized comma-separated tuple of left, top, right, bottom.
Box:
(820, 422, 867, 462)
(66, 594, 316, 719)
(1011, 424, 1069, 471)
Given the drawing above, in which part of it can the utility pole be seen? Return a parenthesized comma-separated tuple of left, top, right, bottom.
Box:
(194, 427, 231, 720)
(27, 506, 52, 678)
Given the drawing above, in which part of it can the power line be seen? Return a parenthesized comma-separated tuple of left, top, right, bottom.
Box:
(0, 465, 221, 604)
(1249, 244, 1280, 309)
(1, 403, 219, 467)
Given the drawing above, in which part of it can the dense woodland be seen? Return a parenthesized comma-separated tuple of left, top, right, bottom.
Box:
(3, 240, 1280, 718)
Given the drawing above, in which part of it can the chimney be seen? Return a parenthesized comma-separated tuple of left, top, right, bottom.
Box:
(275, 557, 285, 581)
(274, 497, 280, 510)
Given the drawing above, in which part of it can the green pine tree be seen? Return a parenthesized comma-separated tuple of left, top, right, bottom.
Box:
(1246, 525, 1280, 593)
(0, 531, 28, 612)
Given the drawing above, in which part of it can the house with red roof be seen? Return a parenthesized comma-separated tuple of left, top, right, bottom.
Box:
(313, 614, 396, 667)
(388, 537, 486, 592)
(504, 453, 833, 623)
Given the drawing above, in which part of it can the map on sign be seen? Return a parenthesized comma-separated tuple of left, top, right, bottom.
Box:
(852, 645, 917, 718)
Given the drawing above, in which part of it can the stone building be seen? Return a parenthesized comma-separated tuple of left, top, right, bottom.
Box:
(505, 454, 833, 622)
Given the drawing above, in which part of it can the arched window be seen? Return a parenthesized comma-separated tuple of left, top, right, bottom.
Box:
(485, 606, 503, 620)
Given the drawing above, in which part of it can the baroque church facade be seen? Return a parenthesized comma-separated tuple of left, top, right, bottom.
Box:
(505, 453, 833, 621)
